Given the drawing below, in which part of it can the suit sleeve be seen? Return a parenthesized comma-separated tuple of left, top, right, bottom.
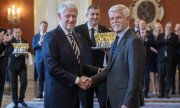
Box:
(0, 43, 6, 54)
(123, 38, 145, 107)
(3, 42, 14, 56)
(82, 64, 99, 76)
(42, 33, 77, 87)
(90, 68, 108, 87)
(32, 35, 41, 50)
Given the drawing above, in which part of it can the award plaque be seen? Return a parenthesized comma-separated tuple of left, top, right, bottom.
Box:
(91, 32, 116, 50)
(12, 43, 29, 54)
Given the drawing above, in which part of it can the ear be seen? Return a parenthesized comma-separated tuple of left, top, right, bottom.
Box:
(86, 13, 88, 17)
(58, 13, 61, 20)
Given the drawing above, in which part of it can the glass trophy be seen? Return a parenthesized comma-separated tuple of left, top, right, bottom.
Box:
(12, 43, 29, 54)
(92, 32, 116, 49)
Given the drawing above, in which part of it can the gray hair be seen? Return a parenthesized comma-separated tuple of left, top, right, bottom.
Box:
(108, 4, 129, 17)
(58, 1, 78, 14)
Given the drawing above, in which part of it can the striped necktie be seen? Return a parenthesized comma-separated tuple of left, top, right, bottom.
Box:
(67, 33, 80, 64)
(112, 35, 119, 56)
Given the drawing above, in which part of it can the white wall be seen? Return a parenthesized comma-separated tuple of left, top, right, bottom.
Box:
(34, 0, 91, 34)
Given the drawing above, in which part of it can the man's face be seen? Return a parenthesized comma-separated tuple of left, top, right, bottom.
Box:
(13, 28, 22, 38)
(165, 23, 173, 34)
(59, 8, 77, 31)
(134, 18, 140, 28)
(109, 11, 129, 32)
(86, 8, 100, 26)
(40, 23, 48, 33)
(139, 21, 146, 30)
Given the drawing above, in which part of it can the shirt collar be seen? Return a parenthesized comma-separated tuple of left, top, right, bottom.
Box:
(117, 27, 130, 39)
(134, 27, 139, 32)
(87, 22, 98, 32)
(60, 23, 72, 35)
(40, 31, 46, 36)
(140, 29, 146, 32)
(14, 37, 21, 41)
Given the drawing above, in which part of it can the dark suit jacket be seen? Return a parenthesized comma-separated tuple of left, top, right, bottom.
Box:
(0, 42, 13, 75)
(91, 29, 145, 108)
(0, 43, 6, 54)
(32, 33, 43, 64)
(42, 25, 97, 108)
(7, 38, 28, 72)
(177, 39, 180, 61)
(74, 23, 111, 76)
(142, 31, 157, 63)
(156, 33, 178, 63)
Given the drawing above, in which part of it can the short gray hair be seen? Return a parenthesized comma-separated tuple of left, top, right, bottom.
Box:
(108, 4, 129, 17)
(58, 1, 78, 14)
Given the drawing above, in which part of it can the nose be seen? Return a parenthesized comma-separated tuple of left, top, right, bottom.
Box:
(69, 16, 73, 21)
(93, 14, 97, 18)
(69, 16, 75, 21)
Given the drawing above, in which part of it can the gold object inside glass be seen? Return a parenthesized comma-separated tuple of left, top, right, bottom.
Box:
(95, 32, 116, 48)
(12, 43, 29, 53)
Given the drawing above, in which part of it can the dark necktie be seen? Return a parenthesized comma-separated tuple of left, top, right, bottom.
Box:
(112, 36, 119, 56)
(67, 33, 80, 64)
(164, 46, 167, 57)
(91, 28, 96, 47)
(17, 39, 20, 43)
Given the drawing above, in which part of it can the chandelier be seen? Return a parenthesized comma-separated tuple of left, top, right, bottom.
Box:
(7, 4, 21, 25)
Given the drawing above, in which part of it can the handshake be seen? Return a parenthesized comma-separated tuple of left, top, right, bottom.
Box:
(77, 76, 92, 90)
(76, 67, 105, 90)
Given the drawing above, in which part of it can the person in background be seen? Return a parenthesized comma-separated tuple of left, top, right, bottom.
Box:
(82, 4, 145, 108)
(156, 22, 178, 98)
(8, 27, 29, 108)
(74, 4, 111, 108)
(32, 21, 48, 98)
(0, 30, 13, 107)
(4, 28, 14, 84)
(139, 20, 157, 98)
(149, 22, 163, 95)
(173, 23, 180, 94)
(133, 18, 140, 34)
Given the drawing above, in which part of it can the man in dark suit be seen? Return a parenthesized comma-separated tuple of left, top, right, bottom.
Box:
(156, 22, 178, 98)
(139, 20, 155, 98)
(74, 5, 111, 108)
(32, 21, 48, 98)
(0, 30, 13, 107)
(0, 30, 13, 53)
(133, 18, 140, 33)
(82, 4, 145, 108)
(42, 2, 97, 108)
(8, 27, 28, 108)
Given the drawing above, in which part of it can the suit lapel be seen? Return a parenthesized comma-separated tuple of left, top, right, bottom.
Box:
(72, 31, 82, 54)
(83, 23, 92, 46)
(109, 37, 127, 67)
(108, 29, 130, 69)
(57, 26, 76, 55)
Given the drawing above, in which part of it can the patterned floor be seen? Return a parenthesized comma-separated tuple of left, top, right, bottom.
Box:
(5, 97, 180, 108)
(3, 64, 180, 108)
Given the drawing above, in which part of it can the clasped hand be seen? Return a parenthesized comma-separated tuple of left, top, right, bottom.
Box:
(77, 76, 92, 90)
(0, 31, 13, 45)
